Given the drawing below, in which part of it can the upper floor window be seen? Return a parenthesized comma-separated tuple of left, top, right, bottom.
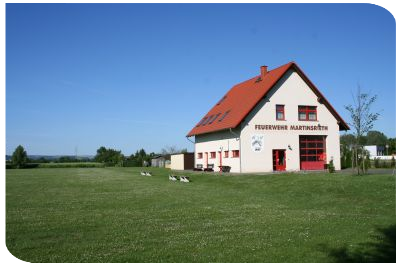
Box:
(197, 153, 203, 159)
(232, 150, 240, 158)
(276, 105, 285, 120)
(196, 117, 207, 127)
(209, 113, 221, 124)
(219, 110, 230, 122)
(224, 151, 229, 158)
(202, 115, 213, 126)
(210, 152, 216, 159)
(298, 106, 317, 121)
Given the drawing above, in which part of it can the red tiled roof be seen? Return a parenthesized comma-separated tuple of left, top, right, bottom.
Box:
(187, 62, 349, 137)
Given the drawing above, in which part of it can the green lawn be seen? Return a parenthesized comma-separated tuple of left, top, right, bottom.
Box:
(6, 167, 395, 262)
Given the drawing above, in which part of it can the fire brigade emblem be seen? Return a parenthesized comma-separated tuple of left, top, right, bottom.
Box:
(251, 134, 264, 152)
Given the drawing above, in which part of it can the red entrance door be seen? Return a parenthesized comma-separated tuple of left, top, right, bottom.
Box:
(273, 150, 286, 171)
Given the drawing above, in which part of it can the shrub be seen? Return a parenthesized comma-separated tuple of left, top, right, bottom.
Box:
(23, 163, 40, 169)
(374, 158, 380, 168)
(364, 153, 371, 171)
(123, 160, 141, 167)
(328, 159, 335, 173)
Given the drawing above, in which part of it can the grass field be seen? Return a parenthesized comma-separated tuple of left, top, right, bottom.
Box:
(6, 167, 395, 262)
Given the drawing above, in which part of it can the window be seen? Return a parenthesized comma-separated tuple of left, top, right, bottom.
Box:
(224, 151, 229, 158)
(197, 153, 203, 159)
(209, 113, 221, 124)
(298, 106, 317, 121)
(210, 152, 216, 159)
(196, 117, 207, 127)
(276, 105, 285, 120)
(219, 110, 230, 122)
(232, 150, 240, 158)
(202, 116, 213, 126)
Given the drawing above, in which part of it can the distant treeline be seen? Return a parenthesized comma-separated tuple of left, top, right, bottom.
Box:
(27, 156, 93, 163)
(94, 147, 155, 167)
(6, 145, 161, 169)
(6, 162, 104, 169)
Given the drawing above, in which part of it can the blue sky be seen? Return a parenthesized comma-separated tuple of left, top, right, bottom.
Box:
(6, 4, 395, 155)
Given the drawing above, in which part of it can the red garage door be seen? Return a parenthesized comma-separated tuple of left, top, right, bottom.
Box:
(299, 135, 326, 170)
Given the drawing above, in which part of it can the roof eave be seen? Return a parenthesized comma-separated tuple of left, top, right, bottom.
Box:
(186, 126, 236, 137)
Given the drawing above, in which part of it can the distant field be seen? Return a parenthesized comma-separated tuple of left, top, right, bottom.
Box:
(6, 167, 395, 262)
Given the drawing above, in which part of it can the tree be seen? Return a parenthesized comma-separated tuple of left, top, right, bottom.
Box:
(161, 146, 188, 155)
(11, 145, 28, 169)
(138, 148, 146, 158)
(0, 143, 4, 163)
(125, 148, 153, 167)
(340, 134, 356, 147)
(94, 146, 124, 166)
(95, 146, 108, 163)
(344, 86, 379, 175)
(366, 130, 387, 146)
(161, 145, 179, 155)
(387, 138, 396, 155)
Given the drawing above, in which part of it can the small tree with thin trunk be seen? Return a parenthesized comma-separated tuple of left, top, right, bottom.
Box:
(11, 145, 28, 169)
(344, 86, 379, 175)
(0, 143, 4, 163)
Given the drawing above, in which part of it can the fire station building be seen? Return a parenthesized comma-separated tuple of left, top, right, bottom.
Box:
(187, 62, 349, 173)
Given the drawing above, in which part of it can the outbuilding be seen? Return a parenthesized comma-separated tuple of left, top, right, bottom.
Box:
(187, 62, 349, 173)
(170, 153, 195, 170)
(151, 156, 166, 168)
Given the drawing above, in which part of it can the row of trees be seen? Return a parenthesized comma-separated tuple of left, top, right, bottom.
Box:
(8, 144, 188, 168)
(88, 145, 188, 167)
(8, 146, 154, 168)
(93, 146, 187, 167)
(89, 147, 159, 167)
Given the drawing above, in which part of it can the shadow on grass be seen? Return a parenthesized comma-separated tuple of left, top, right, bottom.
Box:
(321, 225, 396, 263)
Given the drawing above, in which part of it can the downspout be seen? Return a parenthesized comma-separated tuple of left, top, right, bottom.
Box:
(229, 128, 242, 173)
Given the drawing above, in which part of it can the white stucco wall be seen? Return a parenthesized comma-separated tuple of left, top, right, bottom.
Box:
(194, 69, 342, 173)
(194, 129, 241, 172)
(240, 69, 341, 172)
